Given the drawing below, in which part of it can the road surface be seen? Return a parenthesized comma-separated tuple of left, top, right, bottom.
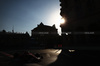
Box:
(0, 49, 100, 66)
(0, 49, 62, 66)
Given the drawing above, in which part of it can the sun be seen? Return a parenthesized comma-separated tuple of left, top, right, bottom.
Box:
(60, 18, 65, 24)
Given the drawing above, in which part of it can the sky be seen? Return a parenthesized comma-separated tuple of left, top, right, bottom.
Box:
(0, 0, 62, 35)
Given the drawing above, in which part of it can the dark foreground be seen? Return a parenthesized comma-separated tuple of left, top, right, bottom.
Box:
(49, 49, 100, 66)
(0, 48, 100, 66)
(0, 49, 61, 66)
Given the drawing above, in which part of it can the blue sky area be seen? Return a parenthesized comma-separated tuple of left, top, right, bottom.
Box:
(0, 0, 61, 35)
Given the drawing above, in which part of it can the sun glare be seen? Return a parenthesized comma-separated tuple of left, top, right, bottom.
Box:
(49, 11, 65, 35)
(60, 18, 65, 24)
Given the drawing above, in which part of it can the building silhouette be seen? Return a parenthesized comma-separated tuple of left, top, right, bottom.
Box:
(31, 22, 59, 48)
(31, 22, 58, 36)
(60, 0, 100, 48)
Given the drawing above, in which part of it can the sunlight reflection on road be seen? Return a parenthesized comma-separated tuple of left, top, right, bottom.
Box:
(57, 49, 62, 54)
(55, 49, 62, 54)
